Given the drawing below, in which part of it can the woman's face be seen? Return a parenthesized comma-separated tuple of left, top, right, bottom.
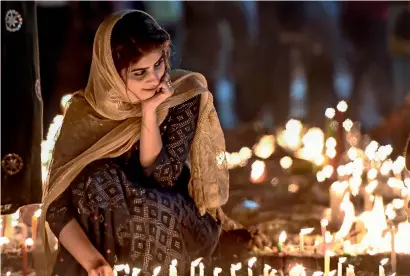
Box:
(120, 48, 166, 103)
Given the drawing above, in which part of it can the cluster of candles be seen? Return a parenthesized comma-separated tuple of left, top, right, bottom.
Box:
(111, 256, 397, 276)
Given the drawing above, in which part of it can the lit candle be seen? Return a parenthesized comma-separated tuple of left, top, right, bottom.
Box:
(269, 269, 278, 276)
(321, 219, 328, 252)
(22, 238, 33, 276)
(169, 259, 177, 276)
(124, 264, 130, 275)
(132, 267, 141, 276)
(278, 231, 287, 252)
(230, 263, 242, 276)
(379, 258, 388, 276)
(325, 108, 336, 139)
(191, 258, 202, 276)
(213, 267, 222, 276)
(4, 215, 13, 239)
(337, 257, 346, 276)
(330, 181, 348, 225)
(346, 265, 355, 276)
(199, 262, 204, 276)
(263, 264, 271, 276)
(32, 209, 41, 247)
(299, 228, 314, 251)
(324, 250, 330, 276)
(289, 264, 306, 276)
(152, 266, 161, 276)
(391, 226, 397, 273)
(247, 257, 257, 276)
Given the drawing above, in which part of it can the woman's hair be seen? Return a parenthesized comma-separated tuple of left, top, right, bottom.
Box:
(111, 11, 171, 74)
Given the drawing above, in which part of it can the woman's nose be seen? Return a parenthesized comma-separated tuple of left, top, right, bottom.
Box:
(146, 70, 161, 85)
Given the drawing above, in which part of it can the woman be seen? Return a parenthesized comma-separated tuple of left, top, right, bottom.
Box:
(38, 10, 269, 276)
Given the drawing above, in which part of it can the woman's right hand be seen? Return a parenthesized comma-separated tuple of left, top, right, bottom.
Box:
(87, 259, 113, 276)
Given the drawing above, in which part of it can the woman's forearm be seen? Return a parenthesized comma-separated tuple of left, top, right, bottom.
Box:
(58, 219, 106, 272)
(139, 109, 163, 168)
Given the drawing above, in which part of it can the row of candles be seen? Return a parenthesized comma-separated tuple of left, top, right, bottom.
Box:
(111, 256, 397, 276)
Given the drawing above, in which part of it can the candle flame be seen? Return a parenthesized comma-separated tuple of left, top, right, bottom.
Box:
(231, 263, 242, 270)
(213, 267, 222, 274)
(380, 258, 389, 266)
(192, 258, 203, 267)
(0, 237, 10, 245)
(248, 257, 257, 268)
(279, 231, 287, 243)
(321, 219, 328, 227)
(34, 209, 42, 218)
(338, 257, 347, 264)
(25, 238, 34, 246)
(325, 108, 336, 119)
(337, 101, 348, 112)
(300, 228, 314, 235)
(289, 264, 306, 276)
(254, 135, 275, 159)
(171, 259, 177, 266)
(280, 156, 293, 169)
(152, 266, 161, 276)
(250, 160, 266, 183)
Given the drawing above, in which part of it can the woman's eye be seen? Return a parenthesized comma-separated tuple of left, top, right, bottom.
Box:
(154, 59, 163, 67)
(133, 70, 145, 76)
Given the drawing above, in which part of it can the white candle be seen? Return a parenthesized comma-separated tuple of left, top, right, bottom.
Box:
(391, 226, 397, 273)
(132, 268, 141, 276)
(324, 250, 330, 276)
(213, 267, 222, 276)
(190, 258, 202, 276)
(299, 228, 314, 251)
(199, 262, 204, 276)
(169, 259, 177, 276)
(263, 264, 271, 276)
(289, 264, 306, 276)
(346, 265, 355, 276)
(124, 264, 130, 275)
(230, 263, 242, 276)
(337, 257, 346, 276)
(321, 219, 328, 252)
(379, 258, 388, 276)
(248, 257, 257, 276)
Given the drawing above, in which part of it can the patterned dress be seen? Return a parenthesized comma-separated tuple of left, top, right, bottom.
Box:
(46, 96, 221, 275)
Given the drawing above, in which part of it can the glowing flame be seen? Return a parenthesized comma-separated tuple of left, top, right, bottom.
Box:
(300, 228, 314, 235)
(248, 257, 257, 268)
(250, 160, 266, 183)
(25, 238, 34, 246)
(337, 101, 348, 112)
(335, 193, 355, 240)
(152, 266, 161, 276)
(280, 156, 293, 170)
(325, 108, 336, 119)
(191, 258, 203, 267)
(254, 135, 275, 159)
(289, 264, 306, 276)
(279, 231, 287, 243)
(34, 209, 42, 218)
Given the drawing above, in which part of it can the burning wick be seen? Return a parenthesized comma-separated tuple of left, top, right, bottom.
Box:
(289, 264, 306, 276)
(247, 257, 257, 276)
(299, 228, 314, 251)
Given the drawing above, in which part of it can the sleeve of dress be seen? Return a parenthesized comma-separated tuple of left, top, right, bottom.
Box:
(45, 187, 76, 238)
(144, 95, 201, 187)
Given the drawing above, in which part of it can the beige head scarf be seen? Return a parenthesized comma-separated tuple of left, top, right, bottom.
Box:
(36, 10, 229, 274)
